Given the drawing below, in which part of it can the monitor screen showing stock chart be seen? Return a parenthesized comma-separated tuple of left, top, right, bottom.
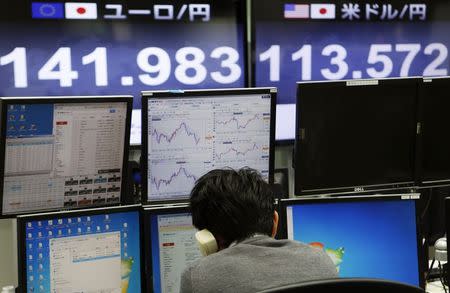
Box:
(143, 88, 275, 202)
(0, 0, 246, 145)
(252, 0, 450, 141)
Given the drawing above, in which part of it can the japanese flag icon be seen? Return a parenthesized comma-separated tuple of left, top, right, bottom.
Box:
(65, 2, 97, 19)
(310, 4, 336, 19)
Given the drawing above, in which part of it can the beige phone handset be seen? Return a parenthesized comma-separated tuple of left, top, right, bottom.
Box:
(195, 229, 218, 256)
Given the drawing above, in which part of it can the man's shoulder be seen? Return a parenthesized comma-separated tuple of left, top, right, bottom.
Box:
(239, 235, 320, 252)
(183, 237, 337, 292)
(190, 236, 334, 270)
(182, 237, 338, 292)
(242, 237, 335, 262)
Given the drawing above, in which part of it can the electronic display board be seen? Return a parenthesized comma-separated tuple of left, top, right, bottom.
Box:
(0, 0, 246, 145)
(252, 0, 450, 141)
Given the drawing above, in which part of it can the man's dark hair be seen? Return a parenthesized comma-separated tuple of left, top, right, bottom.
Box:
(190, 168, 275, 247)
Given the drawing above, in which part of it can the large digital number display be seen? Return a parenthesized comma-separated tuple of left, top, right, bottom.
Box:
(252, 0, 450, 141)
(0, 0, 246, 145)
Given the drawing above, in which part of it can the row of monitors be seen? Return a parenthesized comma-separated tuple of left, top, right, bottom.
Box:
(294, 77, 450, 195)
(4, 76, 449, 217)
(17, 194, 424, 293)
(0, 88, 276, 216)
(4, 76, 449, 216)
(2, 1, 450, 143)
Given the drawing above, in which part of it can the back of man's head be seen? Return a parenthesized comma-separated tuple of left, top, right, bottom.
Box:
(190, 168, 275, 247)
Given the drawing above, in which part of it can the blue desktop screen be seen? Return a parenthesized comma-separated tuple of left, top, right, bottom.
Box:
(6, 104, 53, 138)
(23, 210, 141, 293)
(287, 199, 420, 286)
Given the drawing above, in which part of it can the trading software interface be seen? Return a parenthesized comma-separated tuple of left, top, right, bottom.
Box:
(3, 102, 127, 214)
(23, 210, 141, 293)
(147, 93, 272, 201)
(149, 212, 201, 293)
(286, 199, 420, 286)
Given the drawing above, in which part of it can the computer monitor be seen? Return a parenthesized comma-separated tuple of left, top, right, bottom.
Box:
(417, 77, 450, 185)
(142, 88, 276, 203)
(143, 204, 201, 293)
(251, 0, 450, 142)
(0, 0, 247, 146)
(0, 96, 132, 216)
(294, 78, 418, 195)
(17, 205, 143, 293)
(280, 194, 424, 288)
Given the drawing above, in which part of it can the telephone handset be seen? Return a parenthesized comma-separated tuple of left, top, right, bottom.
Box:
(195, 229, 218, 256)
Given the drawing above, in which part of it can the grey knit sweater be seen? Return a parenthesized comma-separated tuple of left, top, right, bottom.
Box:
(180, 235, 338, 293)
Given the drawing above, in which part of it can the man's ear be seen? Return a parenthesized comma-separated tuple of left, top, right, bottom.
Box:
(271, 210, 279, 238)
(215, 234, 228, 251)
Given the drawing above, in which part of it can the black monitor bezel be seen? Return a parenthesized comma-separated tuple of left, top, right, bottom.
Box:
(16, 204, 145, 293)
(279, 194, 425, 289)
(445, 197, 450, 284)
(0, 96, 133, 218)
(294, 78, 419, 195)
(141, 87, 277, 205)
(416, 77, 450, 187)
(142, 204, 192, 293)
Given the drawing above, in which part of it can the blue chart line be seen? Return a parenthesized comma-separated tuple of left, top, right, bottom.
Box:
(151, 122, 201, 145)
(216, 114, 260, 130)
(216, 143, 259, 160)
(151, 167, 198, 191)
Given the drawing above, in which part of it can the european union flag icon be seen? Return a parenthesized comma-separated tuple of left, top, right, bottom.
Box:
(32, 2, 64, 19)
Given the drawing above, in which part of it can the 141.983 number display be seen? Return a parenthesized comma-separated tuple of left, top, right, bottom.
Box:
(1, 46, 242, 88)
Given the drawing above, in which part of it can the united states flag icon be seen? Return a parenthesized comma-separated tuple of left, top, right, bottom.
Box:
(284, 4, 309, 19)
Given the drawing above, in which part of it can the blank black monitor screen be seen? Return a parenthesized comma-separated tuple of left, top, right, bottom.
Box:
(281, 195, 423, 287)
(17, 205, 142, 293)
(142, 88, 276, 202)
(144, 206, 201, 293)
(0, 97, 131, 216)
(419, 77, 450, 184)
(252, 0, 450, 141)
(294, 78, 417, 194)
(0, 0, 246, 145)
